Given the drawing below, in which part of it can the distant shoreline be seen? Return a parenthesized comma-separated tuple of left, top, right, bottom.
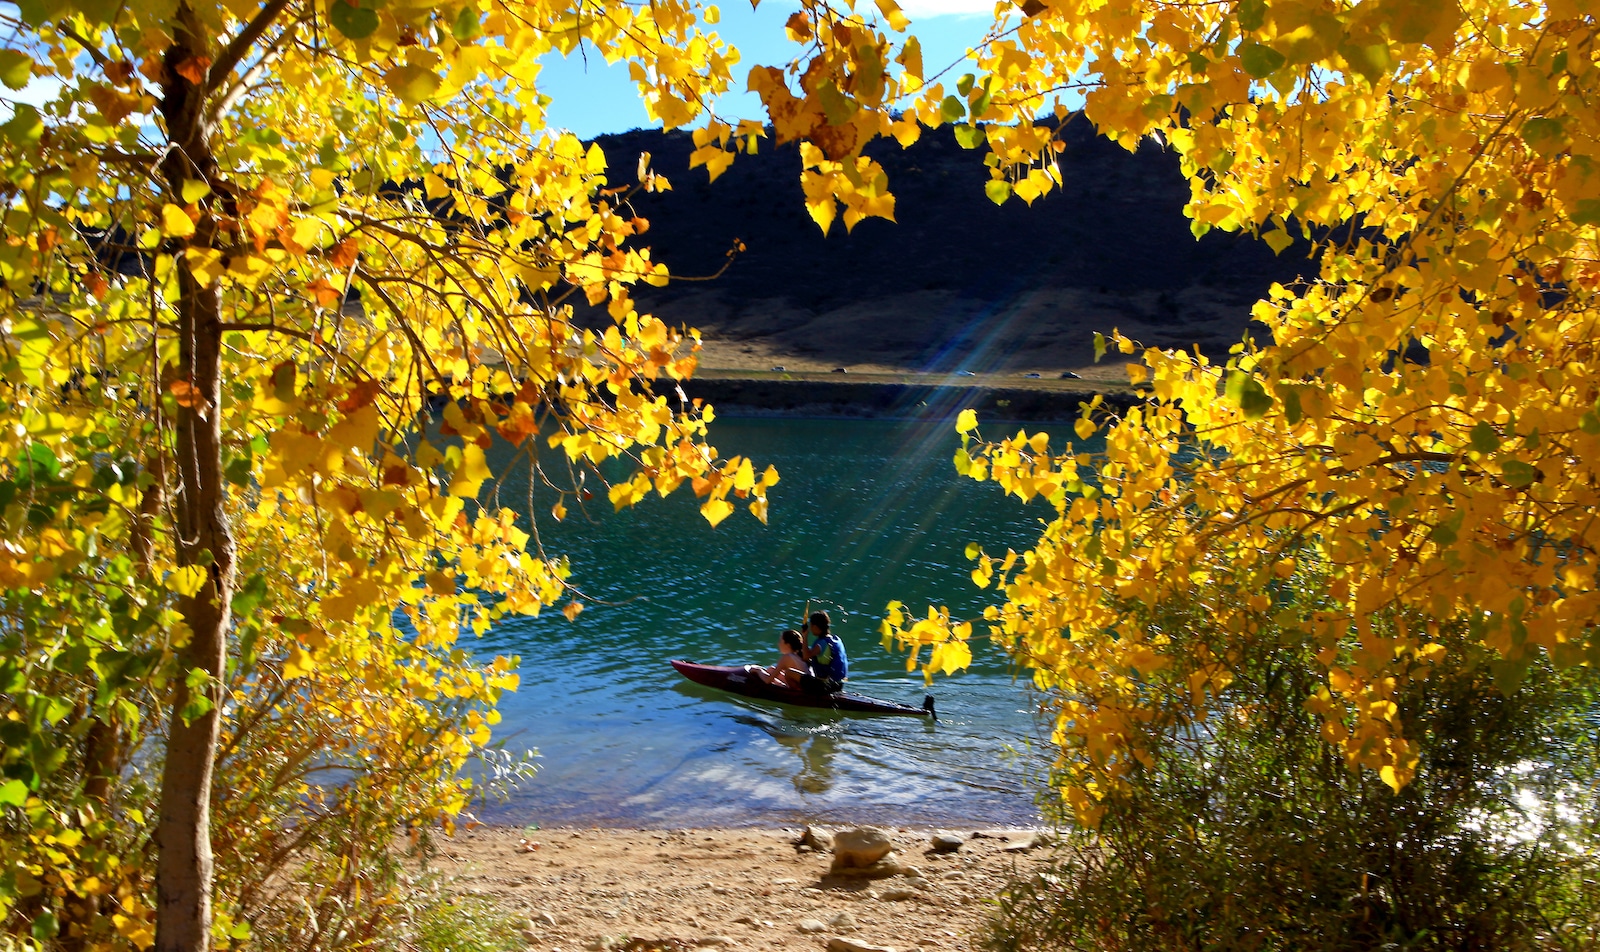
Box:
(682, 372, 1145, 424)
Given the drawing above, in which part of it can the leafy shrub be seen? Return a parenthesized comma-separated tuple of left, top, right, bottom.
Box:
(985, 594, 1600, 952)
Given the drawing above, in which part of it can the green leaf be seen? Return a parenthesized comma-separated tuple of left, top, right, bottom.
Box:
(984, 179, 1012, 205)
(384, 64, 441, 106)
(1239, 41, 1286, 78)
(939, 95, 965, 123)
(1571, 199, 1600, 227)
(1224, 370, 1273, 418)
(224, 454, 252, 487)
(31, 909, 58, 941)
(329, 0, 379, 39)
(1385, 0, 1464, 46)
(970, 79, 993, 121)
(953, 124, 984, 149)
(816, 80, 856, 126)
(12, 0, 49, 26)
(1580, 411, 1600, 435)
(1469, 420, 1499, 454)
(0, 50, 32, 91)
(0, 779, 27, 807)
(1236, 0, 1266, 32)
(1093, 331, 1107, 363)
(1489, 658, 1531, 692)
(1238, 379, 1273, 419)
(181, 695, 215, 724)
(452, 3, 482, 40)
(1338, 41, 1392, 82)
(956, 72, 976, 97)
(1, 104, 43, 146)
(1500, 460, 1539, 488)
(1276, 384, 1302, 425)
(1519, 117, 1566, 154)
(22, 442, 60, 482)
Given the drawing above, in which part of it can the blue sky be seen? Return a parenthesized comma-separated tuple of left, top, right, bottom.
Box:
(0, 0, 1002, 138)
(537, 0, 1002, 140)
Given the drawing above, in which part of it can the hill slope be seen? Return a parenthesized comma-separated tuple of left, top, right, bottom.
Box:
(582, 118, 1312, 378)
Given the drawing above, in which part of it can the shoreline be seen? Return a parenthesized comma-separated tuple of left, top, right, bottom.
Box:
(443, 823, 1056, 952)
(680, 372, 1144, 424)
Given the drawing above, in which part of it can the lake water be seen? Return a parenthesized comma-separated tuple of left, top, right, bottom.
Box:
(475, 416, 1067, 829)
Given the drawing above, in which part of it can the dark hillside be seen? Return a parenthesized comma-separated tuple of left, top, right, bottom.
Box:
(583, 118, 1312, 374)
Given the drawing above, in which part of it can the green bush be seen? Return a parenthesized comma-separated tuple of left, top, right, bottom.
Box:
(985, 598, 1600, 952)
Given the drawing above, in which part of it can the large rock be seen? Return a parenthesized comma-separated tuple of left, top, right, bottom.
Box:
(830, 827, 894, 871)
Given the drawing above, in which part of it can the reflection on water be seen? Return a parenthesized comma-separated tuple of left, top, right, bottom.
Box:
(735, 714, 840, 795)
(475, 417, 1075, 829)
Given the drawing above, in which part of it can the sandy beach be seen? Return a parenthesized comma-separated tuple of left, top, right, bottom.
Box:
(441, 824, 1056, 952)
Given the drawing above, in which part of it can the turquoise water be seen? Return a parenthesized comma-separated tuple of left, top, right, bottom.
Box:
(475, 417, 1067, 828)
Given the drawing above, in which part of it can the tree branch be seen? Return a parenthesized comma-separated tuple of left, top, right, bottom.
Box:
(207, 0, 296, 92)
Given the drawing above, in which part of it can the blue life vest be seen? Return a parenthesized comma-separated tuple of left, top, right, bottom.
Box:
(811, 633, 848, 682)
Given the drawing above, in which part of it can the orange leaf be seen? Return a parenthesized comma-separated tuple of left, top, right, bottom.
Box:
(169, 379, 204, 408)
(307, 277, 342, 308)
(327, 238, 361, 269)
(338, 379, 382, 413)
(174, 56, 211, 86)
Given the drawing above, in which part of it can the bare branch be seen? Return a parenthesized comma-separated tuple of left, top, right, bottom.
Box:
(207, 0, 296, 92)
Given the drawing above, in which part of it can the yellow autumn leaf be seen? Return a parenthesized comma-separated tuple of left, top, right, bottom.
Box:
(384, 64, 441, 105)
(282, 646, 314, 680)
(161, 204, 195, 238)
(180, 179, 211, 203)
(186, 248, 225, 285)
(701, 498, 735, 527)
(732, 457, 755, 492)
(873, 0, 911, 31)
(448, 443, 492, 498)
(166, 566, 209, 596)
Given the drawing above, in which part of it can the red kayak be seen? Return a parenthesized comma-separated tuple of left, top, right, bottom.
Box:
(670, 660, 936, 718)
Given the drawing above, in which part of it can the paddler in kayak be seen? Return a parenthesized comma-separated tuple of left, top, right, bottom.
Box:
(750, 629, 809, 688)
(800, 611, 848, 695)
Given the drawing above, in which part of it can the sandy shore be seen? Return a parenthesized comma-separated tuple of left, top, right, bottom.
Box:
(441, 825, 1055, 952)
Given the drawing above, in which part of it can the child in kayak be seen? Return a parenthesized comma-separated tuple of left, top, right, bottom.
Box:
(801, 611, 848, 694)
(750, 629, 809, 688)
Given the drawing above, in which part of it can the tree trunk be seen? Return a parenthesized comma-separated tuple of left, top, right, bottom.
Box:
(154, 8, 235, 951)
